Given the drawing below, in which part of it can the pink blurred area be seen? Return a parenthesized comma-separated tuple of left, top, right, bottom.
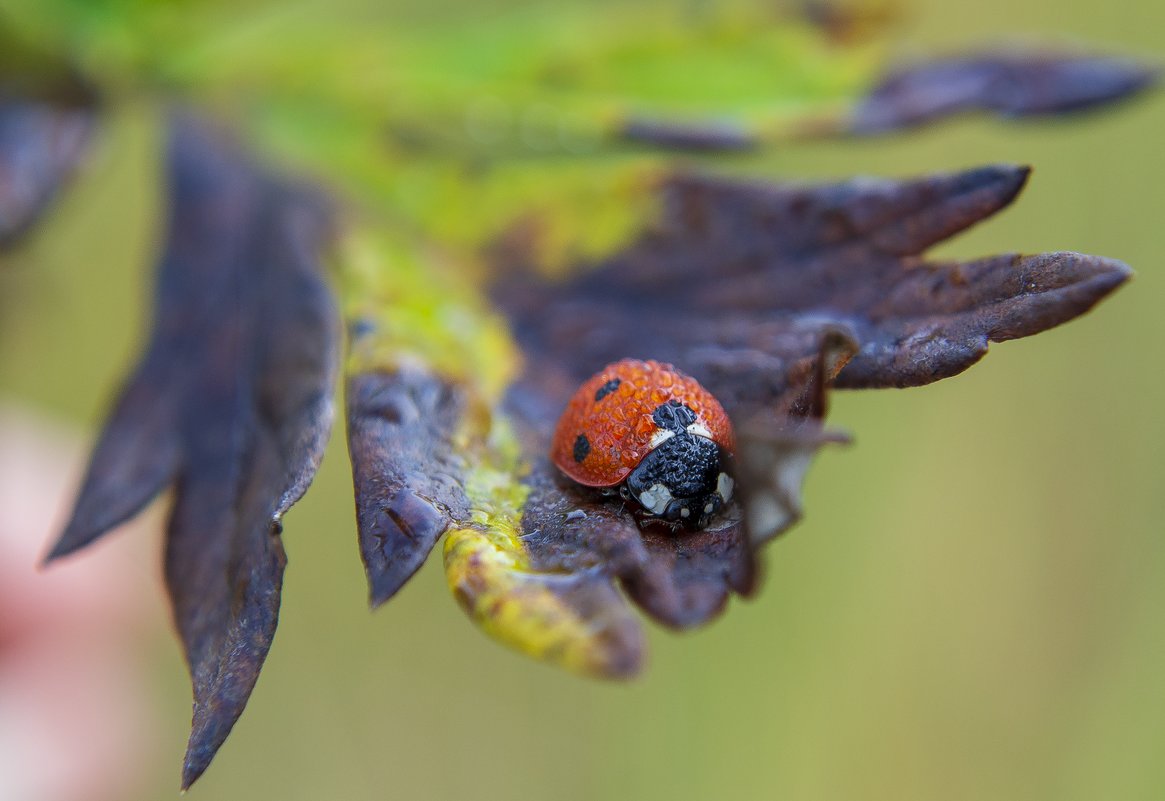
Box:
(0, 405, 163, 801)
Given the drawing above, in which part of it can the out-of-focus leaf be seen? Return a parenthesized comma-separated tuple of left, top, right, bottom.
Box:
(6, 3, 1155, 177)
(0, 23, 95, 248)
(45, 115, 339, 789)
(0, 100, 92, 247)
(848, 52, 1159, 134)
(236, 1, 877, 274)
(797, 0, 901, 46)
(10, 3, 1151, 263)
(619, 117, 759, 153)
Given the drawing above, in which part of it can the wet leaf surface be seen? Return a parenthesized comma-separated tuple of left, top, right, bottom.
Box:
(849, 52, 1159, 134)
(347, 367, 470, 607)
(493, 327, 856, 632)
(45, 115, 339, 788)
(347, 162, 1129, 671)
(496, 165, 1127, 628)
(514, 455, 758, 630)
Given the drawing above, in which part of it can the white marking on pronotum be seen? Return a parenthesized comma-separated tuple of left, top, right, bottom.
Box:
(687, 422, 713, 439)
(704, 502, 714, 514)
(649, 429, 675, 449)
(716, 472, 735, 504)
(637, 483, 673, 515)
(680, 507, 691, 518)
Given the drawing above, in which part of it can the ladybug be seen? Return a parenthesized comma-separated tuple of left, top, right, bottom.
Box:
(551, 359, 736, 529)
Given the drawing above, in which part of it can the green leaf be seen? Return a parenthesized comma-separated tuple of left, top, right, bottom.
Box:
(18, 0, 1151, 786)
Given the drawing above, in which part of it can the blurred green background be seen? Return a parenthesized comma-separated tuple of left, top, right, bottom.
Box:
(1, 0, 1163, 799)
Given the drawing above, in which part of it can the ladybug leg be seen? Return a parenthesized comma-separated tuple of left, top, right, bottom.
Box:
(633, 510, 685, 533)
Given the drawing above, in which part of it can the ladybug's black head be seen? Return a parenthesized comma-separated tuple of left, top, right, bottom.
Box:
(622, 401, 734, 529)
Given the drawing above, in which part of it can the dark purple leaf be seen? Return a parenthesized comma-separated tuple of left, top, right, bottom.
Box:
(346, 365, 469, 607)
(0, 101, 93, 248)
(0, 24, 97, 248)
(489, 163, 1129, 628)
(346, 358, 653, 671)
(516, 456, 758, 629)
(618, 117, 758, 153)
(850, 52, 1159, 134)
(45, 115, 339, 789)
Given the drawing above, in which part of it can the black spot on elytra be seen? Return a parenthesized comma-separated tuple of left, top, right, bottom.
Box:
(651, 399, 697, 432)
(573, 433, 591, 463)
(594, 378, 621, 402)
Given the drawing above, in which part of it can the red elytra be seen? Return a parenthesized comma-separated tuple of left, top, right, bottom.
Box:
(550, 359, 735, 488)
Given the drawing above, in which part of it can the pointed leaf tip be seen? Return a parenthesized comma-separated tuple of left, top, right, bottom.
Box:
(825, 162, 1032, 256)
(984, 251, 1133, 343)
(44, 368, 179, 564)
(346, 369, 468, 608)
(158, 115, 336, 787)
(55, 112, 338, 788)
(850, 51, 1160, 134)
